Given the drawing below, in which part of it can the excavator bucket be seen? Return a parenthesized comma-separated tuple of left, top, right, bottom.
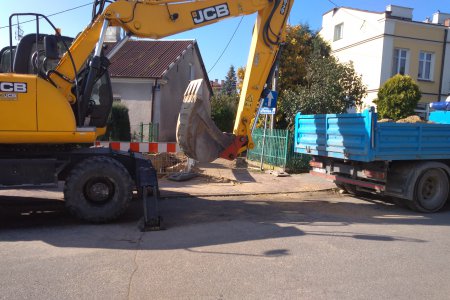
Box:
(176, 79, 235, 163)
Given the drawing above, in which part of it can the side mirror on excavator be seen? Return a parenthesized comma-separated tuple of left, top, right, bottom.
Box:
(44, 35, 59, 60)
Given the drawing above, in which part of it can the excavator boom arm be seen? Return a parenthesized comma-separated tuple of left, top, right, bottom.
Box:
(51, 0, 292, 161)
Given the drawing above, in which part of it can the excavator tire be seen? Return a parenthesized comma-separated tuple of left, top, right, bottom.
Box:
(176, 79, 234, 162)
(64, 156, 132, 223)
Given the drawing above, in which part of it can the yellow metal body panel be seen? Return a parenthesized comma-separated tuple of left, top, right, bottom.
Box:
(0, 74, 37, 131)
(0, 131, 96, 144)
(0, 75, 95, 143)
(37, 77, 76, 132)
(96, 127, 107, 137)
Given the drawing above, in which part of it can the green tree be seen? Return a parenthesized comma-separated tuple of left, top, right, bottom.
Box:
(221, 65, 237, 96)
(374, 74, 421, 120)
(237, 66, 246, 95)
(279, 57, 367, 127)
(210, 93, 239, 132)
(275, 23, 366, 128)
(278, 24, 330, 92)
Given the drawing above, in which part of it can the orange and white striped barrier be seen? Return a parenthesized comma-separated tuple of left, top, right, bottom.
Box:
(95, 141, 181, 153)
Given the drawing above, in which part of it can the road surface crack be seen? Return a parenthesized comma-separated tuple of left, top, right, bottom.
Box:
(127, 232, 144, 299)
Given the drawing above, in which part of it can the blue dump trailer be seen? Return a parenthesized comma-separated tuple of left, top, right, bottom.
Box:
(294, 108, 450, 212)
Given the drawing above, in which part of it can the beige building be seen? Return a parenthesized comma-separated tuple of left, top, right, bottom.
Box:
(320, 5, 450, 109)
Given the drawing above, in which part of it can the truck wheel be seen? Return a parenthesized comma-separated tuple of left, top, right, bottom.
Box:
(64, 156, 133, 223)
(335, 182, 347, 192)
(343, 183, 363, 196)
(410, 168, 449, 213)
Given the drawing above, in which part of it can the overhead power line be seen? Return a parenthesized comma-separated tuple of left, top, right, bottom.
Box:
(325, 0, 339, 7)
(0, 2, 94, 30)
(208, 16, 244, 74)
(323, 0, 380, 32)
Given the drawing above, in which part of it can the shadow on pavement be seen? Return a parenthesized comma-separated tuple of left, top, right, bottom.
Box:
(231, 169, 257, 182)
(1, 192, 448, 251)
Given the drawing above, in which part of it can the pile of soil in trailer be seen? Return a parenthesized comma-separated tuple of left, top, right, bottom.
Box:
(144, 152, 188, 175)
(378, 115, 435, 124)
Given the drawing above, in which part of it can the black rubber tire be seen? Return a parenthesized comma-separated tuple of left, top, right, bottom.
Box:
(335, 182, 347, 192)
(409, 168, 449, 213)
(343, 183, 362, 196)
(64, 156, 133, 223)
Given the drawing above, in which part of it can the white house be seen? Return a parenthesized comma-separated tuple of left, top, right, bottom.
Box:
(320, 5, 450, 109)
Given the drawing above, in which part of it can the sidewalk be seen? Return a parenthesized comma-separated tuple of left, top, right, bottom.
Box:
(0, 159, 336, 199)
(159, 158, 336, 197)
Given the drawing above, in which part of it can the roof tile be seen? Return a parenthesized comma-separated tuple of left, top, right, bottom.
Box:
(105, 40, 194, 78)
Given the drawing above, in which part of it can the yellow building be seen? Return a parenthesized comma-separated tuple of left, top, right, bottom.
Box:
(320, 5, 450, 109)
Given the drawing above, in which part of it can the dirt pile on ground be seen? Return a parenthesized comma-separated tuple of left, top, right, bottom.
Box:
(145, 152, 187, 174)
(378, 115, 435, 124)
(396, 115, 425, 123)
(378, 118, 394, 123)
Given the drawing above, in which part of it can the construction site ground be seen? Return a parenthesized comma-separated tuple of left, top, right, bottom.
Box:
(161, 158, 336, 197)
(0, 158, 336, 199)
(2, 159, 450, 299)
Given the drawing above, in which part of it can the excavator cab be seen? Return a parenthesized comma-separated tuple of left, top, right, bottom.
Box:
(1, 12, 114, 137)
(10, 30, 113, 129)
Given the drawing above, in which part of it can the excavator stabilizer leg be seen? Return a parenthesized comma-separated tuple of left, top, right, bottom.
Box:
(177, 79, 238, 162)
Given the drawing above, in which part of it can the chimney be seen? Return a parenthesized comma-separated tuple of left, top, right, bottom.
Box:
(215, 79, 218, 83)
(221, 80, 224, 85)
(445, 18, 450, 27)
(386, 5, 413, 20)
(432, 11, 450, 25)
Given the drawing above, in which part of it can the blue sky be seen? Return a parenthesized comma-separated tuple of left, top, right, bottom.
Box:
(1, 0, 449, 80)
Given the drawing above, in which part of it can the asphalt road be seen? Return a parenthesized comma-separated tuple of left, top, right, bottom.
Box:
(1, 190, 450, 299)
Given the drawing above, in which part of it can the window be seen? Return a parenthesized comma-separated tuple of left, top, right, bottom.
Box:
(0, 47, 14, 73)
(392, 48, 409, 75)
(418, 51, 434, 81)
(333, 23, 344, 41)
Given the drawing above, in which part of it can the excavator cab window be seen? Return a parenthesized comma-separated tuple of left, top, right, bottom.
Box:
(12, 33, 73, 76)
(87, 71, 113, 128)
(0, 46, 15, 73)
(0, 47, 13, 73)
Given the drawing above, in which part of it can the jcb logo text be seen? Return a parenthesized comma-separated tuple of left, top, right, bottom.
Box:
(0, 82, 27, 93)
(192, 4, 230, 24)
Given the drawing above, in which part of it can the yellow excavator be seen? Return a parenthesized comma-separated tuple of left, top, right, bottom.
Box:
(0, 0, 292, 229)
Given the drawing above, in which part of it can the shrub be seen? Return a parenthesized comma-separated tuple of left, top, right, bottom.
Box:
(102, 103, 131, 141)
(374, 75, 421, 120)
(286, 155, 311, 173)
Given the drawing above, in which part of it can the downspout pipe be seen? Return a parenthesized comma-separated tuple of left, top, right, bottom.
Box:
(438, 28, 448, 102)
(151, 79, 158, 124)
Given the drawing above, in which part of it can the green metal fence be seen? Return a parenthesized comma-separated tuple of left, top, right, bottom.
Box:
(247, 128, 309, 171)
(247, 128, 289, 167)
(132, 123, 159, 142)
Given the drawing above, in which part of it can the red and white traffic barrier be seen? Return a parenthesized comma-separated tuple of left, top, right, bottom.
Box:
(95, 141, 181, 153)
